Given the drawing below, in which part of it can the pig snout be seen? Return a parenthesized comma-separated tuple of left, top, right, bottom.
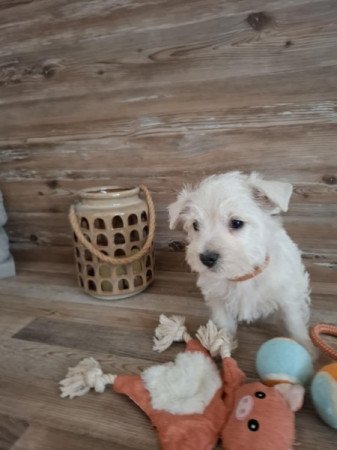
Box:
(235, 395, 254, 420)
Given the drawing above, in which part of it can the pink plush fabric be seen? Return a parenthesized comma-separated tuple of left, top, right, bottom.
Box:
(221, 358, 298, 450)
(112, 342, 301, 450)
(113, 340, 226, 450)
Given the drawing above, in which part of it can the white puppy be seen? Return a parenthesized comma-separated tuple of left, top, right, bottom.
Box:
(168, 171, 314, 354)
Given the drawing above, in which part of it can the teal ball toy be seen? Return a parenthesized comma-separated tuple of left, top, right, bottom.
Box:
(311, 363, 337, 429)
(256, 337, 314, 386)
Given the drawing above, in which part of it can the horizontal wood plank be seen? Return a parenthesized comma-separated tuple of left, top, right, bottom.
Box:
(11, 424, 137, 450)
(0, 413, 28, 450)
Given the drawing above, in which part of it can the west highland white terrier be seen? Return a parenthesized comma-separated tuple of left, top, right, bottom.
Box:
(168, 171, 314, 355)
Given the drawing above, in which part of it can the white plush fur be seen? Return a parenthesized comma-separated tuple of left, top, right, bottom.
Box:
(141, 351, 221, 414)
(168, 171, 314, 355)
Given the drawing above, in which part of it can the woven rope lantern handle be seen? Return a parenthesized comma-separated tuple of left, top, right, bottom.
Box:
(69, 184, 156, 265)
(310, 324, 337, 360)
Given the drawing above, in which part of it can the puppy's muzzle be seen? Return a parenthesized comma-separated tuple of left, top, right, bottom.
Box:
(199, 251, 219, 268)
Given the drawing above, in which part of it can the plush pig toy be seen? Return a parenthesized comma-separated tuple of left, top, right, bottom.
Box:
(60, 316, 304, 450)
(196, 321, 305, 450)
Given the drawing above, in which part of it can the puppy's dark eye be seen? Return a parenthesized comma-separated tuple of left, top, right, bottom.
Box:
(193, 221, 199, 231)
(230, 219, 244, 230)
(255, 391, 266, 399)
(247, 419, 259, 432)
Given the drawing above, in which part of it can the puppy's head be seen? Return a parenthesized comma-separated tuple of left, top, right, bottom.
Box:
(168, 172, 292, 279)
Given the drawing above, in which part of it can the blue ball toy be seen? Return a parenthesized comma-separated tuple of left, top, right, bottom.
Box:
(256, 337, 314, 386)
(311, 363, 337, 430)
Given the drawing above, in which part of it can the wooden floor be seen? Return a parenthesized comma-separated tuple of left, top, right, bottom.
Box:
(0, 261, 335, 449)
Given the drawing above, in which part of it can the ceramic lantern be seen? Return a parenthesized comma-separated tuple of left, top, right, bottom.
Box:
(69, 185, 155, 300)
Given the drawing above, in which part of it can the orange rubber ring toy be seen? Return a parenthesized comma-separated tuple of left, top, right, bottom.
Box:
(310, 324, 337, 360)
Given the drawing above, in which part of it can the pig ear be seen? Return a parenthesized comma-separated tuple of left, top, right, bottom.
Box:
(248, 172, 293, 214)
(168, 186, 192, 230)
(274, 384, 305, 412)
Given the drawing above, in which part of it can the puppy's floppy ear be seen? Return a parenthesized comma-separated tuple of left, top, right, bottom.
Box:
(168, 187, 192, 230)
(248, 172, 293, 214)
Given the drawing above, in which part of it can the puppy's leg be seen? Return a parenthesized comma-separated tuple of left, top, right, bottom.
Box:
(279, 299, 317, 358)
(208, 299, 237, 337)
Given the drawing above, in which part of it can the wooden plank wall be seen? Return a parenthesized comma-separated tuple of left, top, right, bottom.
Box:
(0, 0, 336, 278)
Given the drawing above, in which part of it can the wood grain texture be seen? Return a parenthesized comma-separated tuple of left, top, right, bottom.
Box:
(0, 261, 336, 449)
(0, 10, 336, 450)
(11, 424, 136, 450)
(0, 0, 336, 274)
(0, 413, 28, 450)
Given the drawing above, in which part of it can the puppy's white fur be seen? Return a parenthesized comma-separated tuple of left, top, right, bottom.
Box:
(169, 172, 313, 353)
(141, 351, 221, 414)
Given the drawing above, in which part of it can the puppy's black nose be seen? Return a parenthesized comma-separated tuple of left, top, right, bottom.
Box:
(199, 251, 219, 268)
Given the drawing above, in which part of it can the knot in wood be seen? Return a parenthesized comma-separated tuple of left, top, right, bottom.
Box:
(246, 12, 270, 31)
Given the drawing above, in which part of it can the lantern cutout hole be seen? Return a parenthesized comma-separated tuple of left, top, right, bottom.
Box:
(116, 265, 127, 276)
(128, 214, 138, 226)
(119, 279, 129, 290)
(87, 265, 95, 276)
(146, 256, 151, 267)
(84, 250, 92, 261)
(115, 249, 125, 257)
(114, 233, 125, 245)
(77, 262, 82, 273)
(79, 276, 84, 287)
(94, 218, 105, 230)
(97, 234, 108, 246)
(146, 269, 153, 281)
(112, 216, 123, 229)
(75, 247, 80, 258)
(134, 276, 143, 287)
(99, 265, 111, 278)
(130, 230, 139, 242)
(141, 211, 147, 222)
(101, 280, 113, 292)
(84, 233, 91, 243)
(143, 226, 149, 239)
(132, 260, 142, 274)
(81, 218, 89, 229)
(73, 233, 78, 243)
(88, 280, 96, 291)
